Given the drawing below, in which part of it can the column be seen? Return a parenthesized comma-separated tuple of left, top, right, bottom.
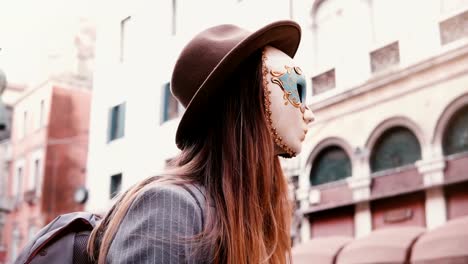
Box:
(348, 177, 372, 237)
(417, 157, 447, 229)
(347, 148, 372, 237)
(296, 187, 311, 242)
(354, 202, 372, 238)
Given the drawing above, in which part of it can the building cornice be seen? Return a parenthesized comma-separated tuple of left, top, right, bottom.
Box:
(309, 43, 468, 113)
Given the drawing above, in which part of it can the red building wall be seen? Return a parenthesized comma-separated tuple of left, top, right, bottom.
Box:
(42, 86, 91, 223)
(444, 154, 468, 183)
(371, 191, 426, 229)
(3, 84, 91, 262)
(371, 168, 423, 198)
(444, 154, 468, 220)
(309, 206, 354, 238)
(3, 85, 52, 264)
(445, 181, 468, 220)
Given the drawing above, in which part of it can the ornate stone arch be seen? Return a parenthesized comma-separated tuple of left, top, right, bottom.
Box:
(307, 136, 355, 165)
(432, 93, 468, 156)
(365, 116, 425, 173)
(365, 116, 426, 153)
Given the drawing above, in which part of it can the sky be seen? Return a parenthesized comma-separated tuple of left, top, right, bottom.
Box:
(0, 0, 98, 85)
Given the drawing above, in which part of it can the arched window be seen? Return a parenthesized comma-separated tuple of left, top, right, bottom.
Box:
(443, 105, 468, 156)
(370, 127, 422, 173)
(310, 146, 352, 186)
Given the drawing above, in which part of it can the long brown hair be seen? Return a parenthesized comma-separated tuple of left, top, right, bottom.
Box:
(88, 50, 292, 264)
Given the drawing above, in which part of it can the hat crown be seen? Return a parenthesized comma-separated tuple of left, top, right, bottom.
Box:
(169, 20, 301, 149)
(171, 24, 250, 107)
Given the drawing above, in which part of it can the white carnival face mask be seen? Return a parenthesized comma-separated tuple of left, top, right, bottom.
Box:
(262, 46, 315, 157)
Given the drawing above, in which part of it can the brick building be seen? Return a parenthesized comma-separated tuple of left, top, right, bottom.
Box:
(2, 81, 91, 263)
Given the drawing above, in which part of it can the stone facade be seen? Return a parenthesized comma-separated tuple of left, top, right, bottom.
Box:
(297, 30, 468, 242)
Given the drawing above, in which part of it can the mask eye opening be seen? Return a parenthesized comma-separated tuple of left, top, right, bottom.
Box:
(297, 83, 304, 102)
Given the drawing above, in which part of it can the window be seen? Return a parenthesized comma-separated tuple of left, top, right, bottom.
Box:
(107, 103, 126, 142)
(110, 173, 122, 199)
(28, 159, 40, 191)
(439, 10, 468, 45)
(13, 166, 23, 204)
(120, 16, 131, 62)
(443, 105, 468, 155)
(162, 83, 180, 123)
(370, 127, 422, 173)
(310, 146, 352, 186)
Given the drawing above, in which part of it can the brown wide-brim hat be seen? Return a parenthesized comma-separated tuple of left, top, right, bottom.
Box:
(171, 20, 301, 149)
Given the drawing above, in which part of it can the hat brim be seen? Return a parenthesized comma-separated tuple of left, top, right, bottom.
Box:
(175, 20, 301, 149)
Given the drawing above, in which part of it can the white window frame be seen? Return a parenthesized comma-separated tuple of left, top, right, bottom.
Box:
(28, 149, 45, 195)
(13, 159, 25, 203)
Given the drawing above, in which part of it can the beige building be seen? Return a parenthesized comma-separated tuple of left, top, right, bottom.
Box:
(291, 0, 468, 242)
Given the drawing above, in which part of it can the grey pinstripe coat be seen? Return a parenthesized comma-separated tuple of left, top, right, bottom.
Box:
(107, 183, 209, 264)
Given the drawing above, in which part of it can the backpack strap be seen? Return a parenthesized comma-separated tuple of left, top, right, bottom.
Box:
(73, 231, 94, 264)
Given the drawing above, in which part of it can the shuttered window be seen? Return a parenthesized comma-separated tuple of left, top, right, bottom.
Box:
(110, 173, 122, 199)
(108, 103, 126, 142)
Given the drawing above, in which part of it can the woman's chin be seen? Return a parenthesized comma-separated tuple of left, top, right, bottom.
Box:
(274, 144, 302, 157)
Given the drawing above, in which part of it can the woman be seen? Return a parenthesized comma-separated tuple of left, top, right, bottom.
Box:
(88, 20, 314, 264)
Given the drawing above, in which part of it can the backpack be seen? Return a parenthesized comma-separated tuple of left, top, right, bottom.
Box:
(14, 184, 205, 264)
(14, 212, 100, 264)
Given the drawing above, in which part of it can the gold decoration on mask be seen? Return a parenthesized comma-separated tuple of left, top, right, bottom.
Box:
(294, 66, 302, 75)
(270, 71, 301, 108)
(271, 70, 284, 77)
(262, 50, 296, 158)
